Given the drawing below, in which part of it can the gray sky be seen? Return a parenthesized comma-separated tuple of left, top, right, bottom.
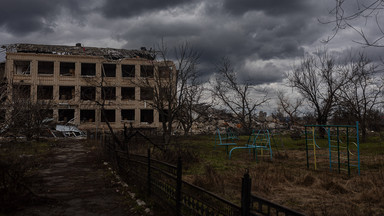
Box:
(0, 0, 382, 108)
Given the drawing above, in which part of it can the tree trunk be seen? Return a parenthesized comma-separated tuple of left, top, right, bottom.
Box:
(360, 120, 367, 142)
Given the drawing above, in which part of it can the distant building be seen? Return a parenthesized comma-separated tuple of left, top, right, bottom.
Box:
(1, 43, 176, 131)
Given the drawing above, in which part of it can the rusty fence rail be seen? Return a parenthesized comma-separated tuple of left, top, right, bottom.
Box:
(250, 195, 306, 216)
(98, 134, 305, 216)
(241, 172, 306, 216)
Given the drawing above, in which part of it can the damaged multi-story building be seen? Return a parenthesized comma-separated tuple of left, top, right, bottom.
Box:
(0, 43, 176, 131)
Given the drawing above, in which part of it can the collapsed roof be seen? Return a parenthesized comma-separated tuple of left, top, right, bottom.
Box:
(2, 43, 156, 60)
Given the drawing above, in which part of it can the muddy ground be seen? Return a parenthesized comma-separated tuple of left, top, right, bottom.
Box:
(5, 140, 151, 216)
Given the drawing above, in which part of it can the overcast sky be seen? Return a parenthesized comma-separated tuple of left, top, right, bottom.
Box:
(0, 0, 382, 112)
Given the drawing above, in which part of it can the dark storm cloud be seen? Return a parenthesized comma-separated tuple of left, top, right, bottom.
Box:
(0, 0, 350, 86)
(101, 0, 194, 18)
(240, 62, 286, 85)
(113, 0, 329, 84)
(222, 0, 310, 16)
(0, 0, 87, 35)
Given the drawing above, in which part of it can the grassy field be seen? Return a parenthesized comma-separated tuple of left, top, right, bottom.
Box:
(160, 131, 384, 215)
(0, 140, 53, 213)
(2, 131, 383, 215)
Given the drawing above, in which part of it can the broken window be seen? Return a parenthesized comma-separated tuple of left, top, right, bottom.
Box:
(159, 109, 169, 123)
(159, 87, 169, 99)
(13, 84, 30, 99)
(121, 87, 135, 100)
(101, 87, 116, 100)
(80, 109, 95, 122)
(38, 61, 54, 75)
(140, 109, 153, 123)
(0, 62, 4, 78)
(81, 63, 96, 76)
(122, 64, 135, 77)
(140, 87, 154, 100)
(121, 109, 135, 121)
(140, 65, 154, 78)
(159, 66, 172, 78)
(0, 110, 5, 123)
(81, 86, 96, 101)
(58, 109, 74, 122)
(101, 109, 115, 122)
(60, 62, 75, 76)
(14, 60, 31, 75)
(37, 85, 53, 100)
(0, 92, 5, 104)
(102, 64, 116, 77)
(59, 86, 75, 100)
(40, 109, 53, 119)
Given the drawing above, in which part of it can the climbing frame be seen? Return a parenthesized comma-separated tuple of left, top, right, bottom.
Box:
(305, 122, 360, 175)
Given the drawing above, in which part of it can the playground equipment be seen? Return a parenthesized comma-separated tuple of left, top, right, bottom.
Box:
(214, 128, 238, 154)
(305, 122, 360, 175)
(225, 127, 239, 141)
(229, 129, 273, 160)
(268, 128, 287, 155)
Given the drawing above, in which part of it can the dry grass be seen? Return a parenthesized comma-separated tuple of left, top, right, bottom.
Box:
(118, 133, 384, 215)
(179, 135, 384, 216)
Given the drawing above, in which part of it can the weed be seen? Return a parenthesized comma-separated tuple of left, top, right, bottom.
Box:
(0, 141, 52, 213)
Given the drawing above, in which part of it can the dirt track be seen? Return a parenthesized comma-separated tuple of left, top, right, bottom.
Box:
(12, 140, 145, 216)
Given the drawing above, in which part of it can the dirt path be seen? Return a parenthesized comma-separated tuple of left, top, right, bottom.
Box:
(13, 140, 144, 216)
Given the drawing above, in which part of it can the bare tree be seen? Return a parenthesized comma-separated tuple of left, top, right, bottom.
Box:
(134, 41, 201, 143)
(288, 51, 350, 130)
(82, 61, 124, 147)
(176, 79, 205, 136)
(276, 90, 303, 129)
(337, 53, 383, 141)
(212, 57, 269, 134)
(1, 84, 53, 140)
(322, 0, 384, 47)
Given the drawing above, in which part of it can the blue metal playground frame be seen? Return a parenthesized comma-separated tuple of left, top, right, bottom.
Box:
(305, 121, 360, 175)
(228, 129, 273, 160)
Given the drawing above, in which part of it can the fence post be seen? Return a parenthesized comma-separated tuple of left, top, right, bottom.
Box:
(124, 124, 128, 142)
(112, 136, 118, 169)
(176, 157, 182, 216)
(147, 148, 151, 196)
(241, 170, 251, 216)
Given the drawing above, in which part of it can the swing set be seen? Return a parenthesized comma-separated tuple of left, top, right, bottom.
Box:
(305, 122, 360, 175)
(228, 129, 277, 160)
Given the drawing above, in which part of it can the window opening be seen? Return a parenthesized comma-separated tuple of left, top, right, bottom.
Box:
(159, 109, 169, 122)
(159, 66, 172, 78)
(58, 109, 75, 122)
(38, 61, 54, 75)
(14, 60, 31, 75)
(0, 110, 5, 123)
(37, 85, 53, 100)
(102, 64, 116, 77)
(80, 110, 95, 122)
(121, 87, 135, 100)
(101, 87, 116, 100)
(60, 62, 75, 76)
(81, 86, 96, 100)
(81, 63, 96, 76)
(40, 109, 53, 119)
(140, 109, 153, 123)
(121, 109, 135, 121)
(59, 86, 75, 100)
(140, 65, 154, 78)
(122, 64, 135, 77)
(101, 109, 115, 122)
(13, 85, 30, 99)
(140, 87, 154, 100)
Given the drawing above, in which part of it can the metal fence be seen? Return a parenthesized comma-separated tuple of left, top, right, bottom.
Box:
(99, 132, 305, 216)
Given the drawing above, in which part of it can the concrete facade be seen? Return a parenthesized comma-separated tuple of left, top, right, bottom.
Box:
(2, 44, 176, 131)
